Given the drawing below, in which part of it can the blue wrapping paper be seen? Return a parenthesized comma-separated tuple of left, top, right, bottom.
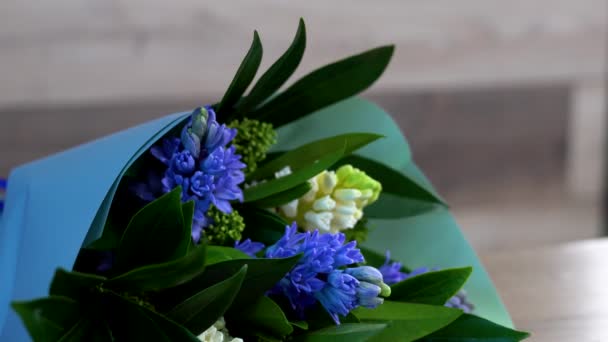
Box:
(0, 98, 511, 340)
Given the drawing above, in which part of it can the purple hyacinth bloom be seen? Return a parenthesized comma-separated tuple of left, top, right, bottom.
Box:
(234, 239, 265, 257)
(379, 250, 409, 285)
(170, 150, 196, 175)
(445, 290, 475, 313)
(315, 270, 359, 324)
(356, 282, 384, 308)
(150, 137, 181, 165)
(266, 223, 387, 324)
(0, 178, 6, 212)
(190, 171, 214, 198)
(203, 109, 237, 154)
(133, 106, 246, 243)
(161, 168, 191, 194)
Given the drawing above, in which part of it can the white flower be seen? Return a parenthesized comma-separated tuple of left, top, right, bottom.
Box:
(197, 317, 244, 342)
(274, 165, 382, 234)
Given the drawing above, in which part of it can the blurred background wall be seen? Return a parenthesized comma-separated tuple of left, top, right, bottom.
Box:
(0, 0, 606, 253)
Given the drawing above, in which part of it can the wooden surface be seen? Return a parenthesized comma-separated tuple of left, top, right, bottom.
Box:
(0, 1, 604, 107)
(482, 238, 608, 341)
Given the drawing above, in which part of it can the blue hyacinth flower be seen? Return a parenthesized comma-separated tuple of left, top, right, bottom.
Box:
(266, 223, 388, 324)
(133, 106, 245, 243)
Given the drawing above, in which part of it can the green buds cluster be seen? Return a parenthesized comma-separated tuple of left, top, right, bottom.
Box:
(205, 207, 246, 245)
(228, 118, 277, 174)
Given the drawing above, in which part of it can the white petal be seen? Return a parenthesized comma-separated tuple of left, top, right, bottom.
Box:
(280, 199, 299, 218)
(319, 171, 338, 195)
(302, 177, 319, 202)
(333, 213, 358, 229)
(335, 202, 358, 215)
(213, 317, 226, 330)
(334, 188, 362, 201)
(313, 195, 336, 211)
(304, 211, 333, 231)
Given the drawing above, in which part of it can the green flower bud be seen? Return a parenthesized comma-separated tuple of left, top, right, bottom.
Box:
(228, 118, 277, 174)
(205, 207, 245, 245)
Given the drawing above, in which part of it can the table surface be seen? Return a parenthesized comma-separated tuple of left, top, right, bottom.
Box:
(481, 238, 608, 342)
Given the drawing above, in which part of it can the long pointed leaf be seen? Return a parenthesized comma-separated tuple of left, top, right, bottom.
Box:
(49, 269, 107, 301)
(293, 323, 387, 342)
(107, 244, 206, 292)
(217, 31, 263, 114)
(12, 296, 81, 342)
(244, 147, 343, 202)
(353, 301, 462, 341)
(230, 296, 293, 339)
(168, 265, 247, 335)
(251, 182, 311, 208)
(419, 313, 530, 341)
(250, 133, 383, 181)
(249, 45, 394, 127)
(236, 18, 306, 114)
(115, 187, 185, 273)
(390, 267, 473, 305)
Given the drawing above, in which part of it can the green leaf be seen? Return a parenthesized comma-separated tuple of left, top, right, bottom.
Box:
(249, 45, 394, 128)
(236, 18, 306, 114)
(420, 314, 530, 341)
(293, 323, 387, 342)
(12, 296, 82, 342)
(241, 296, 294, 338)
(231, 296, 293, 339)
(87, 229, 119, 250)
(167, 255, 300, 311)
(180, 200, 196, 255)
(88, 321, 114, 342)
(107, 244, 206, 292)
(168, 265, 247, 335)
(290, 320, 309, 330)
(333, 155, 446, 205)
(217, 31, 263, 114)
(251, 182, 311, 208)
(304, 305, 360, 331)
(364, 193, 439, 219)
(56, 318, 92, 342)
(251, 133, 383, 181)
(206, 245, 251, 265)
(115, 187, 185, 272)
(49, 268, 106, 301)
(110, 292, 199, 342)
(353, 301, 462, 341)
(243, 147, 344, 202)
(390, 267, 473, 305)
(239, 205, 288, 245)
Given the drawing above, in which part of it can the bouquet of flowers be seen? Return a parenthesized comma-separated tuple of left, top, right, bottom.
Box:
(0, 20, 529, 341)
